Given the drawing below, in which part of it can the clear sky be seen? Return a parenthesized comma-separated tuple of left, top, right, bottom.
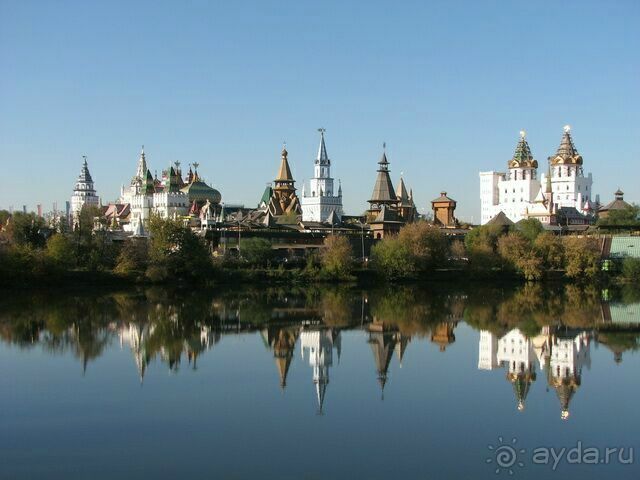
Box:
(1, 0, 638, 221)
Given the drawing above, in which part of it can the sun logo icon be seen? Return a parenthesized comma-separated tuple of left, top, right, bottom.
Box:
(486, 436, 526, 475)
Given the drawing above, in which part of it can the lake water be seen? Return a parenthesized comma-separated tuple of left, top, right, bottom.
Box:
(1, 283, 639, 479)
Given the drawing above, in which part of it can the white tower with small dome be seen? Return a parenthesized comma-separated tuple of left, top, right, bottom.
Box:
(301, 129, 343, 223)
(71, 156, 99, 222)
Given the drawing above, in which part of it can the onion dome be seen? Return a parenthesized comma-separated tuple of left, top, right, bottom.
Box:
(508, 370, 536, 412)
(181, 179, 222, 205)
(508, 130, 538, 169)
(550, 125, 583, 166)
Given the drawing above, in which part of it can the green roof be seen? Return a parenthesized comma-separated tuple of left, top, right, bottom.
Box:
(609, 237, 640, 259)
(607, 303, 640, 324)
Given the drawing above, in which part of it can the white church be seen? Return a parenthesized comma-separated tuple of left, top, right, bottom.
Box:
(301, 129, 343, 223)
(480, 126, 594, 225)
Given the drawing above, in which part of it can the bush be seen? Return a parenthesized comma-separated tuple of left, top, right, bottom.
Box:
(371, 236, 415, 280)
(534, 232, 565, 270)
(320, 235, 353, 278)
(563, 236, 601, 279)
(622, 257, 640, 281)
(45, 234, 75, 270)
(498, 232, 544, 280)
(240, 238, 273, 266)
(515, 218, 544, 242)
(147, 216, 213, 281)
(465, 224, 503, 252)
(397, 222, 448, 271)
(115, 238, 149, 277)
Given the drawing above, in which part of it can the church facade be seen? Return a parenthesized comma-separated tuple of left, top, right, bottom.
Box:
(480, 126, 594, 225)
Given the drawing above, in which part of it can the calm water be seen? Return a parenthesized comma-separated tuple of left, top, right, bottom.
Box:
(1, 284, 639, 479)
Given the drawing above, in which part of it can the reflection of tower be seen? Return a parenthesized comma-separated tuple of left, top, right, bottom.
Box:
(261, 326, 300, 389)
(547, 331, 590, 420)
(367, 326, 408, 398)
(478, 331, 499, 370)
(119, 323, 153, 383)
(301, 328, 341, 413)
(185, 326, 221, 370)
(431, 322, 457, 352)
(395, 335, 410, 367)
(496, 329, 538, 411)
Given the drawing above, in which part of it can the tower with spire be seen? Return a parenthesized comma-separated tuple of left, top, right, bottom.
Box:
(546, 125, 593, 212)
(366, 145, 412, 238)
(267, 145, 302, 217)
(70, 156, 100, 225)
(301, 129, 344, 223)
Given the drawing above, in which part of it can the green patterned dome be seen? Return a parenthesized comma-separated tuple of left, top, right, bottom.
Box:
(181, 180, 221, 204)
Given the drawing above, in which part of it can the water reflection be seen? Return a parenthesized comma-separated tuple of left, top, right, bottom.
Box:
(301, 328, 341, 413)
(479, 327, 591, 419)
(1, 284, 639, 418)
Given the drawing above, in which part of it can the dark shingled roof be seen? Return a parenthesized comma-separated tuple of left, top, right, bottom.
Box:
(431, 191, 456, 204)
(369, 151, 397, 204)
(486, 211, 514, 227)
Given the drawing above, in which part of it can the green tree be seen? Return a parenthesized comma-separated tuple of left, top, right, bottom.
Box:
(516, 218, 544, 242)
(598, 205, 640, 227)
(114, 238, 149, 277)
(371, 236, 415, 280)
(6, 212, 46, 247)
(534, 232, 565, 270)
(320, 235, 353, 278)
(498, 232, 544, 280)
(240, 238, 273, 266)
(147, 216, 212, 282)
(465, 224, 504, 272)
(465, 224, 504, 252)
(45, 234, 75, 270)
(563, 236, 601, 278)
(0, 210, 10, 227)
(397, 222, 448, 271)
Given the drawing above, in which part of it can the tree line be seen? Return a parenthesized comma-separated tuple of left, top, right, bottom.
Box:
(1, 206, 639, 286)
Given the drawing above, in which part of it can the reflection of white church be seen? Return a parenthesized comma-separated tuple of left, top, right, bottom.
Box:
(300, 328, 341, 413)
(118, 321, 219, 381)
(478, 328, 590, 419)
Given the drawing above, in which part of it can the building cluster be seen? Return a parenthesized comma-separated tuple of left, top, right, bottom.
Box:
(63, 124, 635, 241)
(67, 129, 463, 244)
(479, 125, 634, 229)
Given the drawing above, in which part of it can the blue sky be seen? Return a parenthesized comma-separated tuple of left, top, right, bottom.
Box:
(1, 0, 638, 221)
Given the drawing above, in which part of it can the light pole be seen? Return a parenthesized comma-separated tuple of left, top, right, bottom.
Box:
(360, 221, 365, 262)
